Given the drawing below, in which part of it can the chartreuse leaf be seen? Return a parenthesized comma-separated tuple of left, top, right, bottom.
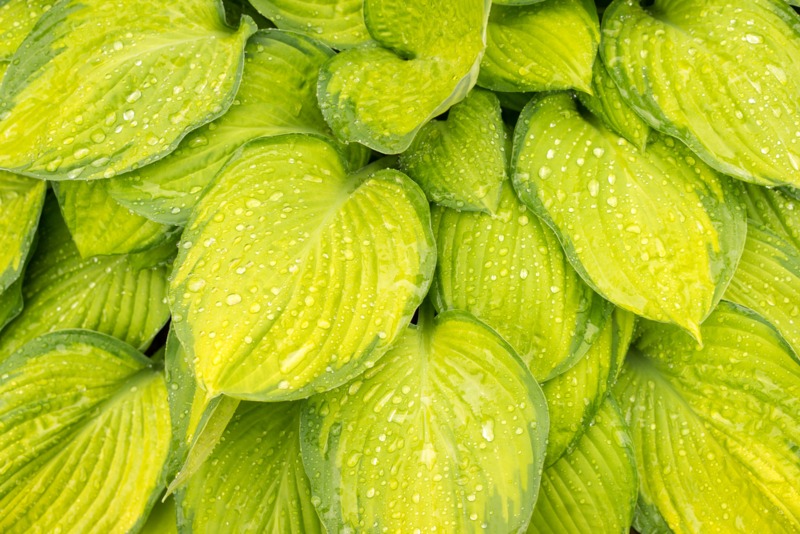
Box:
(541, 308, 635, 465)
(170, 135, 435, 401)
(0, 330, 171, 533)
(400, 88, 507, 214)
(106, 30, 354, 226)
(0, 1, 50, 66)
(431, 181, 609, 381)
(0, 201, 172, 359)
(0, 171, 44, 291)
(141, 496, 178, 534)
(53, 180, 175, 257)
(317, 0, 488, 153)
(0, 0, 256, 180)
(249, 0, 369, 48)
(529, 398, 637, 534)
(601, 0, 800, 187)
(301, 309, 549, 533)
(478, 0, 599, 93)
(615, 302, 800, 533)
(725, 222, 800, 354)
(742, 183, 800, 250)
(178, 402, 322, 533)
(513, 93, 747, 341)
(578, 59, 650, 151)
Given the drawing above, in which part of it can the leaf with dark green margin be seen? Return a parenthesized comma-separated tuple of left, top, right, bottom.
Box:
(578, 59, 650, 151)
(601, 0, 800, 187)
(0, 0, 51, 67)
(249, 0, 369, 49)
(513, 93, 747, 341)
(0, 171, 45, 292)
(141, 496, 178, 534)
(54, 180, 176, 257)
(0, 330, 171, 533)
(478, 0, 599, 93)
(725, 222, 800, 354)
(106, 30, 365, 226)
(742, 183, 800, 251)
(301, 309, 549, 533)
(529, 398, 638, 534)
(431, 181, 609, 381)
(0, 200, 172, 359)
(317, 0, 489, 153)
(541, 307, 635, 466)
(400, 88, 507, 214)
(170, 134, 435, 401)
(178, 402, 322, 533)
(0, 0, 256, 180)
(615, 302, 800, 533)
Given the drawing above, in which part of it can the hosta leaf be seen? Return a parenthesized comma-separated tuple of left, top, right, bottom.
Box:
(317, 0, 488, 153)
(615, 302, 800, 533)
(601, 0, 800, 187)
(529, 398, 637, 534)
(495, 91, 535, 113)
(0, 330, 171, 533)
(725, 222, 800, 354)
(0, 0, 50, 65)
(400, 88, 507, 214)
(106, 29, 348, 226)
(0, 276, 23, 332)
(0, 171, 45, 292)
(170, 135, 435, 401)
(541, 308, 635, 465)
(478, 0, 599, 93)
(249, 0, 369, 48)
(54, 180, 175, 257)
(0, 201, 172, 359)
(431, 181, 609, 381)
(0, 0, 256, 180)
(179, 402, 322, 533)
(743, 183, 800, 250)
(578, 59, 650, 150)
(513, 93, 747, 340)
(141, 496, 178, 534)
(301, 309, 549, 533)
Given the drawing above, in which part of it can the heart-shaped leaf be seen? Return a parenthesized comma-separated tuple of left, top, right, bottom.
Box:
(106, 29, 360, 226)
(301, 309, 549, 533)
(513, 93, 747, 341)
(601, 0, 800, 187)
(400, 88, 507, 214)
(317, 0, 489, 153)
(743, 183, 800, 251)
(178, 401, 322, 533)
(0, 171, 45, 291)
(54, 180, 175, 257)
(478, 0, 599, 93)
(431, 181, 610, 381)
(615, 302, 800, 533)
(0, 200, 172, 359)
(530, 398, 638, 534)
(0, 330, 171, 532)
(170, 134, 435, 401)
(0, 0, 255, 180)
(249, 0, 369, 49)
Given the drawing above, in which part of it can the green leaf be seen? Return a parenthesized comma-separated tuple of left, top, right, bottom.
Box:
(725, 222, 800, 354)
(0, 330, 171, 532)
(615, 302, 800, 533)
(106, 29, 350, 226)
(249, 0, 369, 48)
(301, 309, 549, 533)
(400, 88, 507, 214)
(0, 200, 172, 359)
(541, 307, 634, 465)
(0, 275, 23, 333)
(431, 181, 609, 381)
(141, 496, 178, 534)
(0, 0, 50, 64)
(178, 402, 322, 533)
(577, 59, 650, 151)
(53, 180, 176, 257)
(0, 171, 45, 291)
(512, 93, 747, 341)
(742, 183, 800, 251)
(317, 0, 489, 153)
(478, 0, 599, 93)
(601, 0, 800, 187)
(0, 0, 256, 180)
(170, 134, 435, 401)
(529, 398, 638, 534)
(495, 91, 535, 112)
